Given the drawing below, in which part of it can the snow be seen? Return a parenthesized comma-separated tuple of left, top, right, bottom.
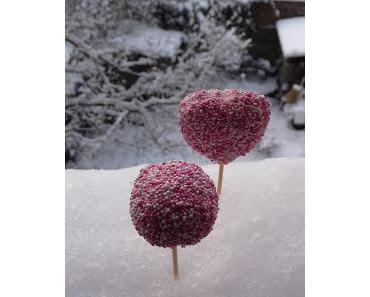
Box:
(107, 21, 185, 59)
(293, 108, 305, 125)
(284, 98, 305, 120)
(276, 17, 305, 58)
(65, 73, 83, 96)
(213, 76, 278, 95)
(65, 41, 83, 96)
(65, 42, 74, 64)
(235, 0, 252, 4)
(66, 157, 304, 297)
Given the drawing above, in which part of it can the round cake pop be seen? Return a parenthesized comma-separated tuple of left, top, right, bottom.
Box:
(130, 161, 219, 248)
(178, 89, 271, 165)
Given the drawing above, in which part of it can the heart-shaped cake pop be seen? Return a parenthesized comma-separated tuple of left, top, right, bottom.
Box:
(178, 89, 270, 165)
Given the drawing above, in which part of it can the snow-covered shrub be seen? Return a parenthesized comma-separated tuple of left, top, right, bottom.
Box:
(65, 0, 255, 164)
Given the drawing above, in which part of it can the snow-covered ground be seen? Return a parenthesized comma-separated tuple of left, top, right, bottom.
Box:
(66, 158, 304, 297)
(104, 21, 186, 59)
(69, 77, 304, 169)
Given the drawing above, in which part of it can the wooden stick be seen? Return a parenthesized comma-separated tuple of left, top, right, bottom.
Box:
(171, 246, 179, 280)
(217, 164, 224, 194)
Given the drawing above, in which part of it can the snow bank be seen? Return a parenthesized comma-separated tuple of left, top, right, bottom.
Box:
(276, 17, 305, 58)
(107, 22, 185, 59)
(66, 158, 304, 297)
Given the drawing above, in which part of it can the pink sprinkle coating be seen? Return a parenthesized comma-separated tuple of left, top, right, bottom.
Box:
(178, 89, 271, 165)
(129, 161, 219, 248)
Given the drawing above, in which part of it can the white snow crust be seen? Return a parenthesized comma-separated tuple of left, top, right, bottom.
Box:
(276, 17, 305, 58)
(66, 158, 304, 297)
(108, 22, 185, 59)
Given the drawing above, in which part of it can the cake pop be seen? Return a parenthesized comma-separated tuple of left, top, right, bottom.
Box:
(130, 161, 219, 279)
(178, 89, 270, 193)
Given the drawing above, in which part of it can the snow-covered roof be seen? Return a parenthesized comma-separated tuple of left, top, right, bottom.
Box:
(66, 158, 304, 297)
(276, 17, 305, 58)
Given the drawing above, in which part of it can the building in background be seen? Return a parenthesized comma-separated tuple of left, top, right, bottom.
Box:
(249, 0, 305, 128)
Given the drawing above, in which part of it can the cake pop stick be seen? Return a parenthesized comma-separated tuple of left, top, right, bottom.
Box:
(217, 164, 224, 194)
(171, 246, 179, 280)
(129, 161, 219, 280)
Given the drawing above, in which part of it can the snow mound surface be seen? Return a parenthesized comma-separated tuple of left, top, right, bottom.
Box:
(108, 22, 185, 59)
(66, 158, 304, 297)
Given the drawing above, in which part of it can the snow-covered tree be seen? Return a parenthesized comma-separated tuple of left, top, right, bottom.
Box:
(65, 0, 254, 164)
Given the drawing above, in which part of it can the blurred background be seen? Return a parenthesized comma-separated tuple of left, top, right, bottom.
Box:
(65, 0, 305, 169)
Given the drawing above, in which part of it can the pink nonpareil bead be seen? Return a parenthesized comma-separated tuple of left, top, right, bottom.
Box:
(129, 161, 219, 248)
(178, 89, 271, 165)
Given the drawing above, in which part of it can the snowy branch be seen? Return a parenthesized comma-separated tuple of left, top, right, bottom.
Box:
(65, 33, 141, 77)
